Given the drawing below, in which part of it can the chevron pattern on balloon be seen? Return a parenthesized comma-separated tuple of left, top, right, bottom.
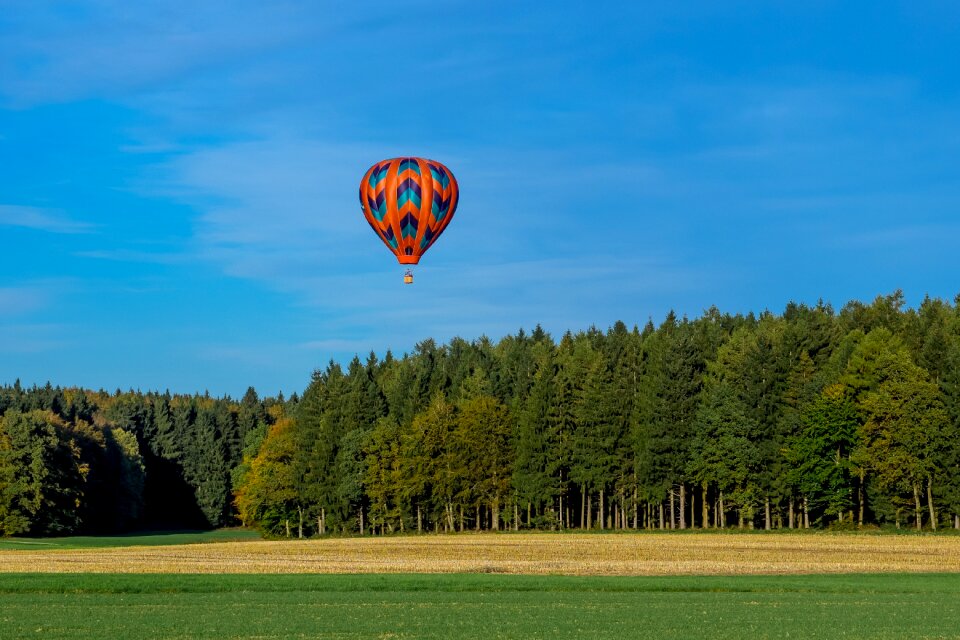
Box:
(396, 177, 422, 210)
(400, 212, 418, 238)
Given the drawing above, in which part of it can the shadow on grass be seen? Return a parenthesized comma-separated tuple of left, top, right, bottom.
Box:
(0, 528, 261, 550)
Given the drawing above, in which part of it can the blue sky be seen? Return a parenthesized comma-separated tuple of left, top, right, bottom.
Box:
(1, 1, 959, 396)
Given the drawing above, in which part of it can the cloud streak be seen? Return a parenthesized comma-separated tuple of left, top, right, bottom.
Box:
(0, 323, 65, 354)
(0, 1, 327, 106)
(0, 286, 48, 316)
(0, 205, 95, 234)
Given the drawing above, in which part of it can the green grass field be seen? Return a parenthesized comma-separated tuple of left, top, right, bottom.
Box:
(0, 528, 260, 550)
(2, 573, 959, 639)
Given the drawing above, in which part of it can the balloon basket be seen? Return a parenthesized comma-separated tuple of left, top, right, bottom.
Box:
(403, 269, 414, 285)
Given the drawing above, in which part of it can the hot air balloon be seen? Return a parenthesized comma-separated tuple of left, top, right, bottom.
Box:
(359, 157, 459, 284)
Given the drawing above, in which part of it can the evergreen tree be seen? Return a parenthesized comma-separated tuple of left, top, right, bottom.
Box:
(786, 384, 858, 525)
(0, 410, 85, 535)
(512, 341, 560, 527)
(688, 384, 760, 527)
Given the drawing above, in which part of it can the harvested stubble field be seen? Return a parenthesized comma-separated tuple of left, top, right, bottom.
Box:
(2, 531, 960, 575)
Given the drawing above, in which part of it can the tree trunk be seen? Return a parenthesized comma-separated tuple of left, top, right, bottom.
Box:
(764, 496, 771, 531)
(719, 491, 726, 528)
(669, 488, 675, 529)
(803, 497, 809, 529)
(927, 477, 937, 531)
(633, 486, 638, 529)
(285, 519, 290, 538)
(417, 505, 422, 533)
(788, 496, 794, 529)
(587, 493, 593, 529)
(581, 487, 587, 529)
(600, 487, 605, 530)
(689, 484, 695, 529)
(702, 482, 709, 529)
(858, 470, 865, 526)
(360, 507, 365, 534)
(679, 483, 686, 530)
(298, 505, 304, 539)
(913, 482, 923, 531)
(659, 501, 665, 530)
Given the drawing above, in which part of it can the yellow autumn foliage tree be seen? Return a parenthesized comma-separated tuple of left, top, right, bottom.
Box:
(234, 416, 301, 537)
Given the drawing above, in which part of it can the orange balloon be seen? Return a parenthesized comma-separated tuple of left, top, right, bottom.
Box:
(359, 157, 459, 265)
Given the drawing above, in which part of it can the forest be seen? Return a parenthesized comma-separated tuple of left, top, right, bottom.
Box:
(2, 291, 960, 538)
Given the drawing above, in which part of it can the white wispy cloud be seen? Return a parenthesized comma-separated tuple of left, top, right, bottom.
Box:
(0, 1, 326, 105)
(0, 205, 95, 234)
(836, 224, 960, 250)
(0, 286, 48, 316)
(299, 338, 383, 353)
(0, 323, 66, 353)
(74, 249, 188, 265)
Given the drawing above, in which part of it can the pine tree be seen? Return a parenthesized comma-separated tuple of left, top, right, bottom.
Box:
(512, 341, 559, 527)
(786, 384, 858, 525)
(0, 410, 85, 535)
(189, 405, 230, 527)
(688, 384, 760, 527)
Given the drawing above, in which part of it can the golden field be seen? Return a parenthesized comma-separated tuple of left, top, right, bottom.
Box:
(2, 532, 960, 575)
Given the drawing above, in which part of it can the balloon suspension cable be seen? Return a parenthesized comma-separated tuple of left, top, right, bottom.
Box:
(403, 269, 414, 285)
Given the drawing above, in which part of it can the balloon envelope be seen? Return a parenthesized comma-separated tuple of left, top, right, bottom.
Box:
(359, 157, 459, 265)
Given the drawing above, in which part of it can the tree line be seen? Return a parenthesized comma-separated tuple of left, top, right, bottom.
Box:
(0, 384, 284, 535)
(235, 292, 960, 537)
(4, 291, 960, 538)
